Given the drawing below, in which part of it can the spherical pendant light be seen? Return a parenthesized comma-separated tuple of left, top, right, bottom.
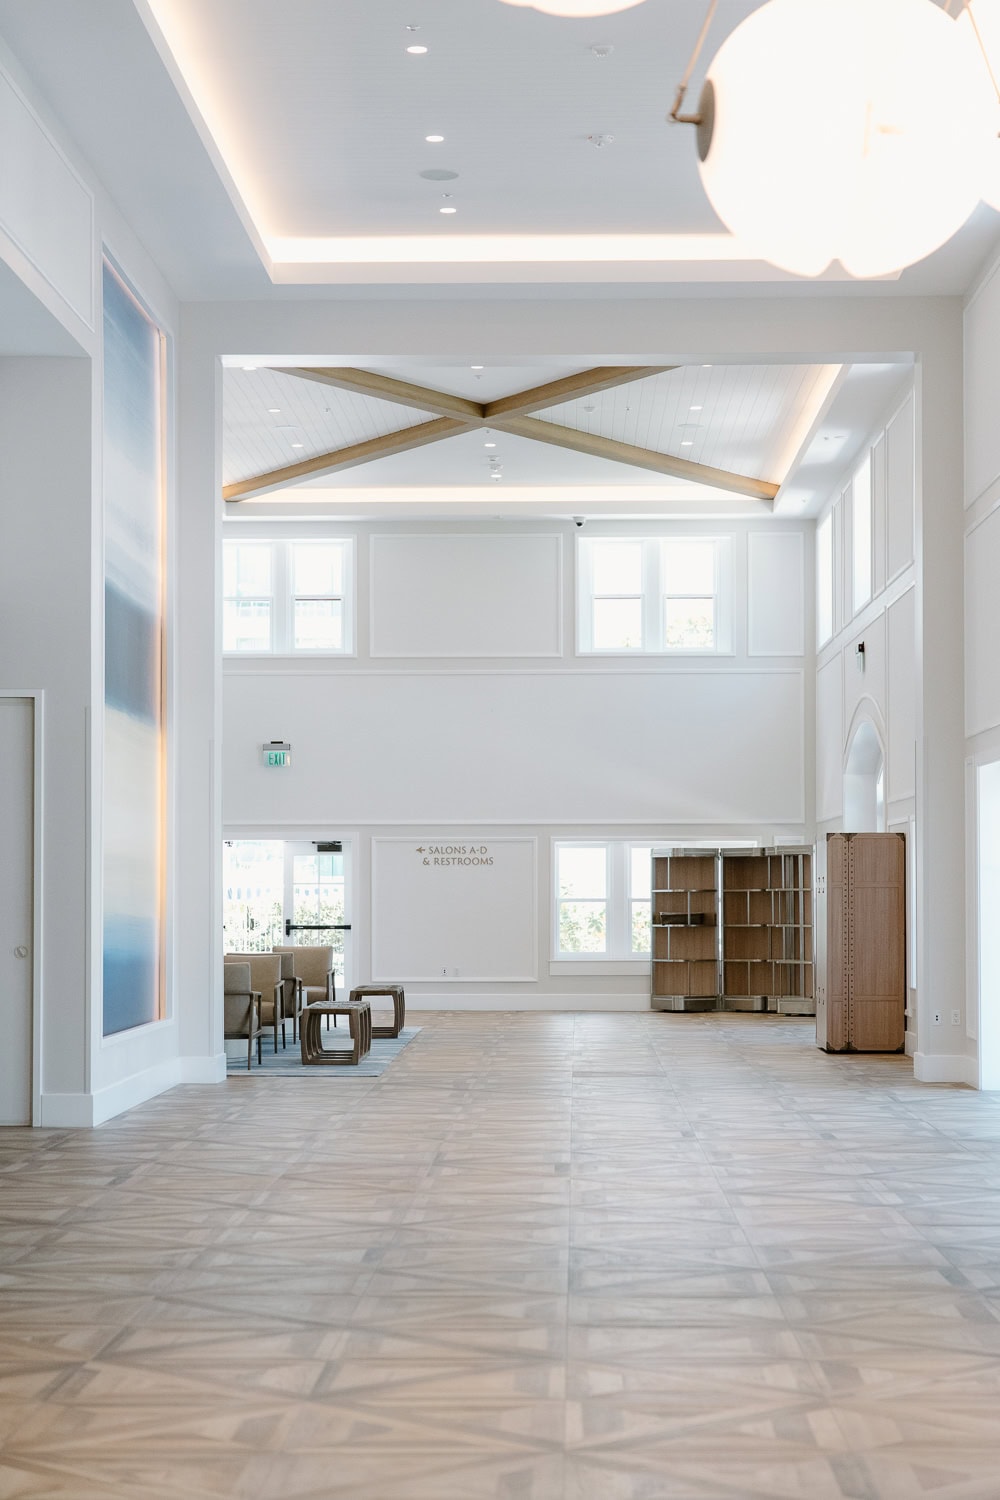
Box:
(957, 0, 1000, 211)
(698, 0, 995, 278)
(498, 0, 646, 15)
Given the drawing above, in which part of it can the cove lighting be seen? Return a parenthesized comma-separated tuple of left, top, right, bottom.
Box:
(498, 0, 646, 14)
(266, 233, 762, 265)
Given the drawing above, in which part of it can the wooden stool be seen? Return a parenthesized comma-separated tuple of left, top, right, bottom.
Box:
(349, 984, 405, 1040)
(300, 1000, 371, 1065)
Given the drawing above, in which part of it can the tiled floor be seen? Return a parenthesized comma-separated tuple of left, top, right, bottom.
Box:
(2, 1012, 1000, 1499)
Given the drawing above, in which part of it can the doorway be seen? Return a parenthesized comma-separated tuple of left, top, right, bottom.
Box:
(223, 838, 353, 992)
(0, 697, 34, 1125)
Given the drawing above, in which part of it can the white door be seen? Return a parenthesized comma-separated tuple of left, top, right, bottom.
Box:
(0, 698, 33, 1124)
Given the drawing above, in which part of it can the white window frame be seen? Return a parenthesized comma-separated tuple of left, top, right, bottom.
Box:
(223, 536, 356, 655)
(551, 839, 654, 972)
(577, 535, 732, 655)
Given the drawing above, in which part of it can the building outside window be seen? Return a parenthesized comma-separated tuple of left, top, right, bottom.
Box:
(554, 841, 652, 959)
(578, 536, 731, 653)
(223, 537, 354, 654)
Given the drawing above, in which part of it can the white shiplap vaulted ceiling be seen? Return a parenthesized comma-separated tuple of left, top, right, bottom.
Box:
(221, 359, 872, 512)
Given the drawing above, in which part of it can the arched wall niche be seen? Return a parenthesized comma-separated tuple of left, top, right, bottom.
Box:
(843, 701, 888, 833)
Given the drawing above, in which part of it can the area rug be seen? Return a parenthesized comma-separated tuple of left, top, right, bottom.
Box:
(226, 1026, 422, 1077)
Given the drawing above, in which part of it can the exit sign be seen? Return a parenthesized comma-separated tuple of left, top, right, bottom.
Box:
(262, 741, 291, 768)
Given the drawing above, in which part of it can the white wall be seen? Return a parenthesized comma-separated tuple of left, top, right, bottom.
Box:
(964, 251, 1000, 1087)
(222, 517, 810, 1007)
(0, 36, 201, 1123)
(814, 388, 920, 1046)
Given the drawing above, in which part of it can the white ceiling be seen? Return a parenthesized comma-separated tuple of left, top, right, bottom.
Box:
(0, 0, 997, 297)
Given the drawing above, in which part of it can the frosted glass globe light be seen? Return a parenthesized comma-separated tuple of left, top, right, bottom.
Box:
(957, 0, 1000, 211)
(699, 0, 994, 278)
(498, 0, 646, 15)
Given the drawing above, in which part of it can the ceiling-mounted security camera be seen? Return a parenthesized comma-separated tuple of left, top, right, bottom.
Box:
(573, 516, 586, 528)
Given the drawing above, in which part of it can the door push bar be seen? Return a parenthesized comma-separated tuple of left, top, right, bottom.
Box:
(284, 921, 352, 936)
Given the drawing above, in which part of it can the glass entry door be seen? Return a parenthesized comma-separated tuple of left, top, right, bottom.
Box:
(223, 839, 353, 992)
(285, 842, 351, 990)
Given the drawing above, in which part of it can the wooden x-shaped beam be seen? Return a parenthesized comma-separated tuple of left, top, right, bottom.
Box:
(222, 365, 780, 503)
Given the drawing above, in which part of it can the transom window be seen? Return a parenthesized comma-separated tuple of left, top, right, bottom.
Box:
(554, 841, 652, 959)
(578, 536, 730, 653)
(223, 537, 354, 654)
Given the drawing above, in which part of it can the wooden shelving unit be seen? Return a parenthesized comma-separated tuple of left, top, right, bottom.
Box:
(722, 850, 814, 1014)
(650, 846, 814, 1016)
(650, 851, 720, 1012)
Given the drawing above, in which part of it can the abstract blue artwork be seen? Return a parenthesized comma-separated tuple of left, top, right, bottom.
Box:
(102, 260, 166, 1036)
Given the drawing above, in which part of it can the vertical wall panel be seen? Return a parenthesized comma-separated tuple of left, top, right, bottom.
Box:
(966, 507, 1000, 737)
(886, 394, 915, 581)
(817, 656, 844, 824)
(747, 532, 804, 656)
(887, 587, 916, 801)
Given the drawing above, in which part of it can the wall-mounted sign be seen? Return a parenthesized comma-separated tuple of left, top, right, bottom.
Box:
(415, 844, 493, 867)
(262, 741, 291, 768)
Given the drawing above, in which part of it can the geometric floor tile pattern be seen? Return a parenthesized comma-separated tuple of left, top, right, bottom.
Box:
(2, 1011, 1000, 1499)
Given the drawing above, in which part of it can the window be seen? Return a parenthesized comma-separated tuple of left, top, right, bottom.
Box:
(224, 542, 272, 652)
(817, 512, 833, 645)
(662, 538, 716, 649)
(223, 537, 354, 654)
(554, 841, 652, 960)
(292, 542, 345, 651)
(578, 536, 730, 653)
(852, 453, 872, 614)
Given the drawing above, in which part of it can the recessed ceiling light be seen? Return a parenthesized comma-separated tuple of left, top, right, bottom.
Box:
(485, 441, 496, 448)
(690, 405, 703, 411)
(407, 44, 428, 54)
(268, 407, 281, 414)
(426, 134, 444, 143)
(440, 206, 457, 214)
(420, 168, 459, 181)
(291, 442, 304, 449)
(471, 364, 484, 370)
(681, 440, 694, 447)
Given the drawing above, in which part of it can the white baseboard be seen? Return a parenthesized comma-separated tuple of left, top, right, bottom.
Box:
(408, 992, 650, 1012)
(38, 1092, 98, 1128)
(40, 1053, 228, 1128)
(180, 1053, 227, 1084)
(913, 1051, 978, 1087)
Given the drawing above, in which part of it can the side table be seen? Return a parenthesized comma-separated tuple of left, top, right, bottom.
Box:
(300, 1000, 371, 1065)
(349, 984, 405, 1039)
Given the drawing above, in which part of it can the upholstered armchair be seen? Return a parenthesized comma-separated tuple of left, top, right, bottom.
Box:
(224, 952, 284, 1051)
(273, 944, 337, 1026)
(274, 948, 302, 1043)
(223, 962, 263, 1070)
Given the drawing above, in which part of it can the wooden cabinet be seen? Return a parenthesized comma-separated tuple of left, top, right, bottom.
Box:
(650, 847, 813, 1015)
(816, 832, 905, 1052)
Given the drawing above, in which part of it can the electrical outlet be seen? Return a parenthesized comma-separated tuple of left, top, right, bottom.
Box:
(951, 1009, 962, 1026)
(933, 1010, 942, 1025)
